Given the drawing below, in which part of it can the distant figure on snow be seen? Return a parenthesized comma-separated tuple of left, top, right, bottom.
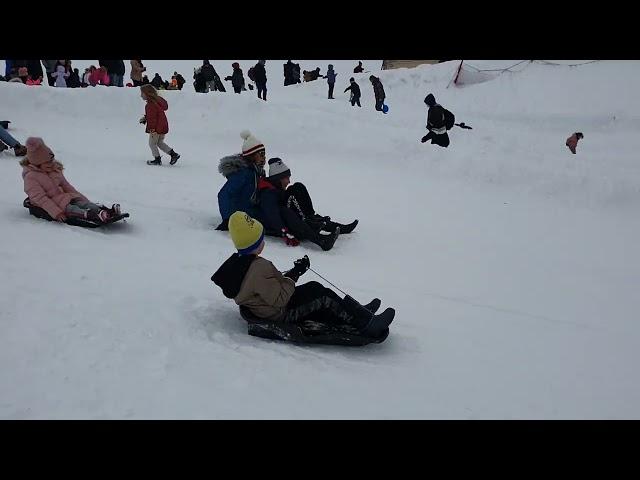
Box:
(225, 63, 246, 94)
(421, 93, 455, 148)
(566, 132, 584, 154)
(51, 65, 70, 87)
(354, 61, 364, 73)
(325, 64, 337, 99)
(344, 78, 361, 107)
(369, 75, 385, 111)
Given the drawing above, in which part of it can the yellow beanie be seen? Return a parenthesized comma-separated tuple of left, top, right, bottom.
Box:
(228, 211, 265, 255)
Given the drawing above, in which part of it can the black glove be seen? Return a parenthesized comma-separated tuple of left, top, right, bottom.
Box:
(284, 255, 310, 282)
(215, 218, 229, 231)
(421, 135, 428, 143)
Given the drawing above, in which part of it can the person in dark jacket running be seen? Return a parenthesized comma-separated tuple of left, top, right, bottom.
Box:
(344, 78, 361, 107)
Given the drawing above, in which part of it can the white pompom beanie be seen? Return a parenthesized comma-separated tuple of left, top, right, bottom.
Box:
(240, 130, 265, 157)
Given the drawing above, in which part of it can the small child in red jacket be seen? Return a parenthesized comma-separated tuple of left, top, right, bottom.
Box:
(139, 84, 181, 166)
(566, 132, 584, 154)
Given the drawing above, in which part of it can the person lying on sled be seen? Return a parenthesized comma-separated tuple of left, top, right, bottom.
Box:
(21, 137, 121, 223)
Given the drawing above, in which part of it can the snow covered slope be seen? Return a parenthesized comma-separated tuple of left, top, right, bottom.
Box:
(1, 60, 639, 419)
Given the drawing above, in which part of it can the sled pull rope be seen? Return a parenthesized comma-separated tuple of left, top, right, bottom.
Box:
(309, 267, 349, 296)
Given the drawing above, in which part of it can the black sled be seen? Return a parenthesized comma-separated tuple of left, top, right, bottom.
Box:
(23, 198, 129, 228)
(239, 306, 389, 346)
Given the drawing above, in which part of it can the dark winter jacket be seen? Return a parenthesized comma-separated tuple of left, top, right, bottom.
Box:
(427, 104, 447, 133)
(151, 74, 163, 89)
(344, 82, 361, 98)
(212, 254, 295, 320)
(325, 67, 337, 84)
(227, 66, 245, 90)
(257, 177, 288, 233)
(26, 60, 43, 81)
(284, 61, 295, 85)
(217, 154, 262, 221)
(253, 62, 267, 84)
(175, 74, 186, 90)
(112, 60, 125, 76)
(371, 77, 385, 101)
(201, 63, 218, 82)
(67, 70, 81, 88)
(354, 63, 364, 73)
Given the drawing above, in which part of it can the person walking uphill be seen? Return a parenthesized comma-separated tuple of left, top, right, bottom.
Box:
(211, 211, 395, 344)
(325, 64, 337, 99)
(216, 130, 267, 230)
(421, 93, 454, 148)
(370, 75, 385, 111)
(139, 84, 180, 166)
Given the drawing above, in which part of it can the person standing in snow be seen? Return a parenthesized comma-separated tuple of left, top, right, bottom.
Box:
(20, 137, 121, 223)
(369, 75, 385, 111)
(421, 93, 453, 148)
(216, 130, 267, 230)
(354, 61, 364, 73)
(253, 60, 267, 101)
(139, 85, 180, 166)
(130, 60, 146, 87)
(211, 211, 394, 342)
(324, 64, 337, 99)
(150, 73, 164, 89)
(51, 65, 70, 87)
(566, 132, 584, 154)
(200, 60, 220, 93)
(225, 63, 245, 94)
(344, 77, 361, 107)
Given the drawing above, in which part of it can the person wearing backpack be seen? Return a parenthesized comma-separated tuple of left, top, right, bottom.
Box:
(421, 93, 454, 148)
(252, 60, 267, 101)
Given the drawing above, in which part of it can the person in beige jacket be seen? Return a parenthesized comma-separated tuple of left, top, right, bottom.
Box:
(212, 211, 395, 341)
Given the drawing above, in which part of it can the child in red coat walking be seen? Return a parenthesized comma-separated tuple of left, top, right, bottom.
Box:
(139, 84, 180, 166)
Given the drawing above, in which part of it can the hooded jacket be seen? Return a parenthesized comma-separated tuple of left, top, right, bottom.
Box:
(217, 154, 262, 221)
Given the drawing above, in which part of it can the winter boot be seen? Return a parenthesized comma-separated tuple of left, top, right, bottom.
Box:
(314, 227, 340, 251)
(109, 204, 121, 216)
(0, 141, 7, 153)
(13, 143, 27, 157)
(324, 219, 358, 234)
(361, 308, 395, 338)
(147, 156, 162, 166)
(87, 208, 110, 223)
(341, 297, 393, 337)
(169, 149, 180, 165)
(362, 298, 381, 314)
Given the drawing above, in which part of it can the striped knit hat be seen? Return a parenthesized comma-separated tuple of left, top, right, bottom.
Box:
(267, 158, 291, 182)
(240, 130, 265, 157)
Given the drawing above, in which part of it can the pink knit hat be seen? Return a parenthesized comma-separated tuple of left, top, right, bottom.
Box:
(25, 137, 55, 166)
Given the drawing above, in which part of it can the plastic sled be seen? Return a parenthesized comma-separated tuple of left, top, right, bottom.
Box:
(23, 198, 129, 228)
(382, 104, 389, 114)
(239, 306, 389, 346)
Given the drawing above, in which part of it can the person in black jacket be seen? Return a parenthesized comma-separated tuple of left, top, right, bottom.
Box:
(344, 78, 361, 107)
(369, 75, 385, 111)
(253, 60, 267, 101)
(354, 61, 364, 73)
(173, 72, 186, 90)
(150, 73, 164, 89)
(67, 68, 81, 88)
(283, 60, 295, 86)
(225, 62, 245, 94)
(201, 60, 220, 93)
(111, 60, 125, 87)
(421, 93, 451, 148)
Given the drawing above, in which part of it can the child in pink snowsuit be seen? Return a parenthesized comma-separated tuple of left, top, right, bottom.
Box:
(21, 137, 120, 223)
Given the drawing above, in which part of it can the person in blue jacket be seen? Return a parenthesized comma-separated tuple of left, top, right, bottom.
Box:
(216, 130, 267, 230)
(324, 64, 337, 99)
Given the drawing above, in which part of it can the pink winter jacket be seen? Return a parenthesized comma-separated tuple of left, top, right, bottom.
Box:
(22, 164, 88, 219)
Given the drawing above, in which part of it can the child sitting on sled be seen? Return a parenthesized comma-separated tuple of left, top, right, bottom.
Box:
(20, 137, 121, 224)
(212, 211, 395, 343)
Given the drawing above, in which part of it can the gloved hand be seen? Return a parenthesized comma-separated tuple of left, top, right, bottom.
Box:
(139, 115, 147, 125)
(282, 228, 300, 247)
(421, 135, 429, 143)
(284, 255, 310, 282)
